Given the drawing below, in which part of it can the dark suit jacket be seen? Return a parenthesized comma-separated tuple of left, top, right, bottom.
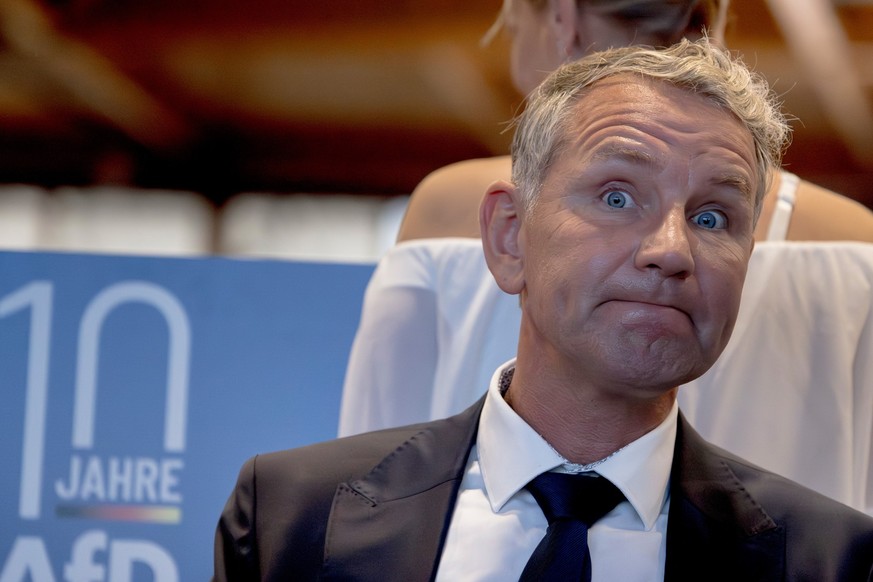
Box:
(214, 398, 873, 581)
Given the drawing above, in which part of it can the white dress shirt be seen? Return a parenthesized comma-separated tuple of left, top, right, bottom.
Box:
(435, 360, 678, 581)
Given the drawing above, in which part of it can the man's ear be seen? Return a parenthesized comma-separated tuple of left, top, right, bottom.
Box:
(550, 0, 580, 61)
(480, 180, 526, 295)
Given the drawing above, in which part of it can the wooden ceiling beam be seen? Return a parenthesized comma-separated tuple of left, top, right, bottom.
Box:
(0, 0, 194, 152)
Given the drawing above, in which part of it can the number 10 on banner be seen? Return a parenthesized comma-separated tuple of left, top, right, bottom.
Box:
(1, 281, 191, 522)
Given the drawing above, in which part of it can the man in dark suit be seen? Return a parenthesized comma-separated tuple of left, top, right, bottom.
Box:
(215, 39, 873, 581)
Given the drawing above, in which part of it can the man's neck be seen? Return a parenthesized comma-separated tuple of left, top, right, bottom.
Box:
(505, 361, 677, 466)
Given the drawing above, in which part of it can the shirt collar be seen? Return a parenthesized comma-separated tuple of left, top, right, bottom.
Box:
(477, 359, 677, 531)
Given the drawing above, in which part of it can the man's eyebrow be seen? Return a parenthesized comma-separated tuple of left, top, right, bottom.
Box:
(711, 172, 753, 197)
(588, 144, 662, 169)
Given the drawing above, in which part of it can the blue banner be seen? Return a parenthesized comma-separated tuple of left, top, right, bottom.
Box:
(0, 251, 373, 581)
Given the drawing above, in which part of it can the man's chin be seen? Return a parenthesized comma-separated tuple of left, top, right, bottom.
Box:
(604, 346, 710, 391)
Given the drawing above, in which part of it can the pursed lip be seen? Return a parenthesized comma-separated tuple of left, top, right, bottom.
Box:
(599, 298, 693, 322)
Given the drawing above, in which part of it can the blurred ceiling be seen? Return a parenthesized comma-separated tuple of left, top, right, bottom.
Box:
(0, 0, 871, 208)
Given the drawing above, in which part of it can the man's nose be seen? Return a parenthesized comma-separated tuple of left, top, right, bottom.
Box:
(634, 207, 695, 278)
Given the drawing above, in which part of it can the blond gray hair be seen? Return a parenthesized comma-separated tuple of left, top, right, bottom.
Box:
(511, 38, 791, 220)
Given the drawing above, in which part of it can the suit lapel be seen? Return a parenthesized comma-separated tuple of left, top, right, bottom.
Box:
(665, 414, 785, 581)
(320, 397, 484, 582)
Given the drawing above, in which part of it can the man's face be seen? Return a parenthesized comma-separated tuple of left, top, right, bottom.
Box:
(517, 76, 758, 396)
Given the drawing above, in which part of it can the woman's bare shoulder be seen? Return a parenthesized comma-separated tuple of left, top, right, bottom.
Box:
(397, 156, 512, 242)
(790, 180, 873, 243)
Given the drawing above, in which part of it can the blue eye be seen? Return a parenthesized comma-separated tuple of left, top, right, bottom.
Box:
(692, 210, 728, 229)
(603, 190, 631, 208)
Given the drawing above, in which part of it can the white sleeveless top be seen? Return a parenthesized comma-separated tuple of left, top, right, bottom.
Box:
(766, 171, 799, 242)
(339, 172, 873, 513)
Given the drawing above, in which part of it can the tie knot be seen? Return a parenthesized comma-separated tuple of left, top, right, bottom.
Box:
(526, 472, 625, 526)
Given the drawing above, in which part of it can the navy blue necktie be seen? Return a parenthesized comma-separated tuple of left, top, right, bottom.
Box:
(519, 472, 625, 582)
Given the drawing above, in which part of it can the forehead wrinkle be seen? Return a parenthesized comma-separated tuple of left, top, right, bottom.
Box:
(556, 80, 758, 199)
